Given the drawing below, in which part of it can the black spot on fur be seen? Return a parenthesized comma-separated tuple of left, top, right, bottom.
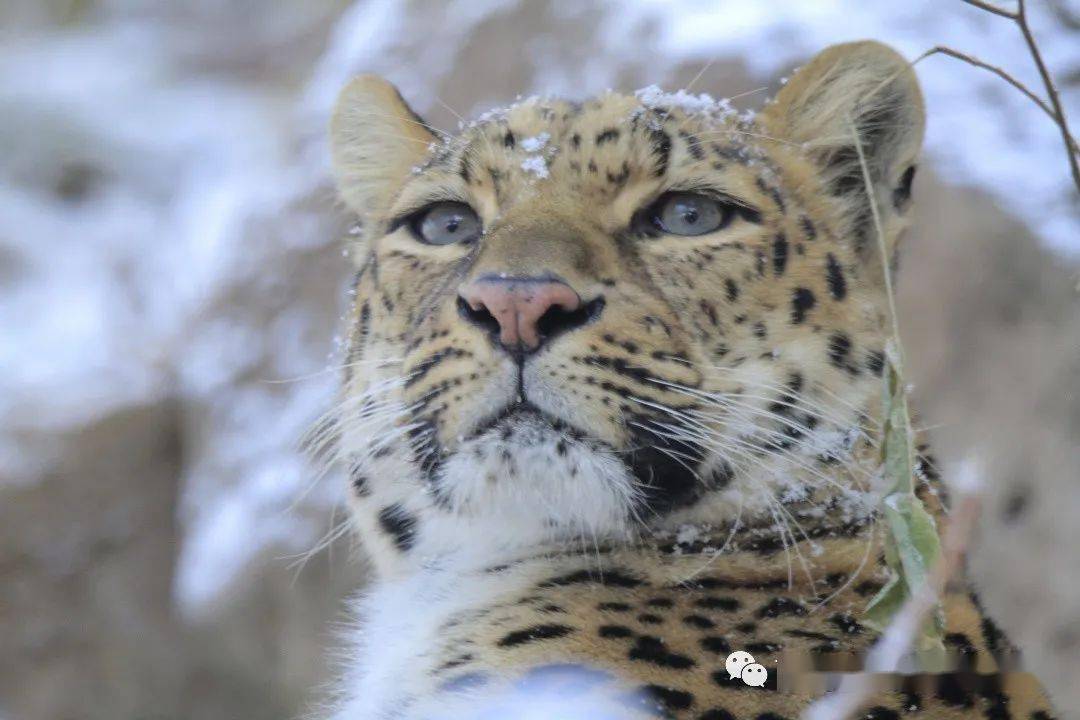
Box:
(596, 128, 620, 145)
(757, 177, 786, 213)
(724, 278, 739, 302)
(680, 130, 705, 160)
(790, 288, 816, 323)
(377, 504, 417, 551)
(829, 613, 863, 635)
(629, 636, 695, 669)
(696, 596, 740, 612)
(598, 601, 632, 612)
(785, 629, 835, 642)
(683, 614, 715, 629)
(699, 636, 732, 654)
(825, 253, 847, 300)
(348, 461, 371, 497)
(570, 133, 581, 149)
(599, 625, 635, 639)
(866, 350, 885, 376)
(540, 569, 643, 588)
(497, 624, 575, 647)
(800, 215, 817, 240)
(935, 673, 976, 708)
(649, 129, 672, 177)
(827, 332, 852, 368)
(606, 160, 631, 186)
(945, 632, 979, 670)
(756, 597, 807, 618)
(700, 300, 718, 326)
(745, 641, 783, 654)
(642, 684, 694, 711)
(699, 710, 736, 720)
(772, 233, 789, 275)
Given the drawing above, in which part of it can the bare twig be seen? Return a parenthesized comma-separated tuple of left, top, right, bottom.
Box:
(1014, 0, 1080, 191)
(959, 0, 1018, 20)
(912, 47, 1059, 131)
(948, 0, 1080, 192)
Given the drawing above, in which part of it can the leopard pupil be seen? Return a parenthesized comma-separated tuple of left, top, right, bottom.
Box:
(684, 208, 698, 224)
(447, 218, 460, 233)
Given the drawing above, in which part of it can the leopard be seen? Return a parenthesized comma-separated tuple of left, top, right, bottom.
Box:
(319, 41, 1059, 719)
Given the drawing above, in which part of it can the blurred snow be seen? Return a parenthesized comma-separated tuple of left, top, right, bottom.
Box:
(1, 0, 1076, 616)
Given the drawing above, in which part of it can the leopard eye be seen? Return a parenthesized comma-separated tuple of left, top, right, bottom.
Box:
(409, 202, 481, 245)
(647, 191, 733, 236)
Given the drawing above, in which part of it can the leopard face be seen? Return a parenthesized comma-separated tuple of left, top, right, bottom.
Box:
(328, 42, 925, 573)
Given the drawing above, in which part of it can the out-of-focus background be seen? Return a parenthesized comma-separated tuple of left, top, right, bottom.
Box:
(1, 1, 1077, 719)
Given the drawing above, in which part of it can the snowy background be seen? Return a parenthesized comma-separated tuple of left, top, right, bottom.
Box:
(1, 1, 1077, 719)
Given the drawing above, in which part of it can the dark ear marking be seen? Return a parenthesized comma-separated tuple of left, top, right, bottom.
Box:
(893, 165, 917, 210)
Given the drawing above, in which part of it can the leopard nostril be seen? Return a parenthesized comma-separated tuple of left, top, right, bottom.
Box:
(456, 295, 502, 338)
(535, 296, 606, 344)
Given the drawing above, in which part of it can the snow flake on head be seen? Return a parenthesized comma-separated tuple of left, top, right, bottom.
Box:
(520, 155, 549, 179)
(634, 85, 733, 117)
(520, 132, 550, 153)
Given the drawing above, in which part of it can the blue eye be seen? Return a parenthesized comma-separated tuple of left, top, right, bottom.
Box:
(648, 192, 732, 236)
(409, 202, 481, 245)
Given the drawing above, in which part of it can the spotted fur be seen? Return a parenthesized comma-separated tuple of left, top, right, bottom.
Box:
(320, 41, 1058, 719)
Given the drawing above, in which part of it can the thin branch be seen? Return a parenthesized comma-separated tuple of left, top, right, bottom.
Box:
(960, 0, 1019, 19)
(1014, 0, 1080, 191)
(913, 47, 1078, 157)
(951, 0, 1080, 191)
(912, 48, 1046, 125)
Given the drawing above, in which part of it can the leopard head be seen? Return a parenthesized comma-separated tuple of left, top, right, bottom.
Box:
(327, 41, 924, 573)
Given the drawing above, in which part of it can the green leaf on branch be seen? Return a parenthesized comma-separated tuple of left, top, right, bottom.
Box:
(863, 341, 946, 669)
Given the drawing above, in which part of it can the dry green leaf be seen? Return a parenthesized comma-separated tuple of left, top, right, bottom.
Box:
(863, 345, 946, 668)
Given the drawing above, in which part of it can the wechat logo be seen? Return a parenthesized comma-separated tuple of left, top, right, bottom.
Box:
(725, 650, 768, 687)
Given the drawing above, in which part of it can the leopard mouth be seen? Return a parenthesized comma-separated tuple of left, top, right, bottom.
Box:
(461, 397, 713, 514)
(465, 399, 590, 444)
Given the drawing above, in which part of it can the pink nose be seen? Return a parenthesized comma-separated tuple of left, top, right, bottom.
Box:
(458, 277, 583, 351)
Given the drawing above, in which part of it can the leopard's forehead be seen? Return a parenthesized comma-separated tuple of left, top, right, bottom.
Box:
(400, 90, 781, 218)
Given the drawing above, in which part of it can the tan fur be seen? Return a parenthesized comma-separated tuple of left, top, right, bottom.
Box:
(326, 41, 1058, 718)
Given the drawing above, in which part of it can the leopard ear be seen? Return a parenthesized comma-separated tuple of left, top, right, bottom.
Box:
(330, 75, 437, 219)
(762, 41, 925, 260)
